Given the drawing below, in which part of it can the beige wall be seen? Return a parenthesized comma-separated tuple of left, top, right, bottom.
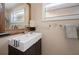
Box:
(31, 3, 79, 55)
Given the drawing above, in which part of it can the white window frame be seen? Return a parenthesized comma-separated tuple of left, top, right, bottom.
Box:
(42, 3, 79, 22)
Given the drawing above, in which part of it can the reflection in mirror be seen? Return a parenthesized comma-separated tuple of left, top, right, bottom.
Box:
(5, 3, 29, 33)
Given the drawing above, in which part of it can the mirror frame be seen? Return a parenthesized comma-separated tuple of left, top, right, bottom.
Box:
(27, 3, 31, 27)
(5, 3, 31, 34)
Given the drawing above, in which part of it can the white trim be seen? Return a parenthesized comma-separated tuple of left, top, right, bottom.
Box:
(42, 14, 79, 22)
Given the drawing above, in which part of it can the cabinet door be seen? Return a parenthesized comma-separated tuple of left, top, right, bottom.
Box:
(8, 39, 41, 55)
(0, 3, 5, 32)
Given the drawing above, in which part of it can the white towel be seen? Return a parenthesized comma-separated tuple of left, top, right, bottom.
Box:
(64, 24, 78, 39)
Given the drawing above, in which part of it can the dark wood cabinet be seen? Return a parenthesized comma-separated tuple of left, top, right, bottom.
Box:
(0, 3, 5, 32)
(8, 39, 41, 55)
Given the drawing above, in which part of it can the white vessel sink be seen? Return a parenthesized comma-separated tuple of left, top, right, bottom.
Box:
(8, 32, 42, 52)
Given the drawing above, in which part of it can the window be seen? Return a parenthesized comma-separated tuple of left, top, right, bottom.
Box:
(43, 3, 79, 21)
(11, 9, 25, 23)
(44, 3, 65, 18)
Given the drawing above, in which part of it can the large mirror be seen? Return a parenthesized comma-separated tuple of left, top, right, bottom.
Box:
(5, 3, 30, 34)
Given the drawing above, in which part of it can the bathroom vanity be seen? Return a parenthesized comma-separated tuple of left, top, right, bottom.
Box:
(8, 32, 42, 55)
